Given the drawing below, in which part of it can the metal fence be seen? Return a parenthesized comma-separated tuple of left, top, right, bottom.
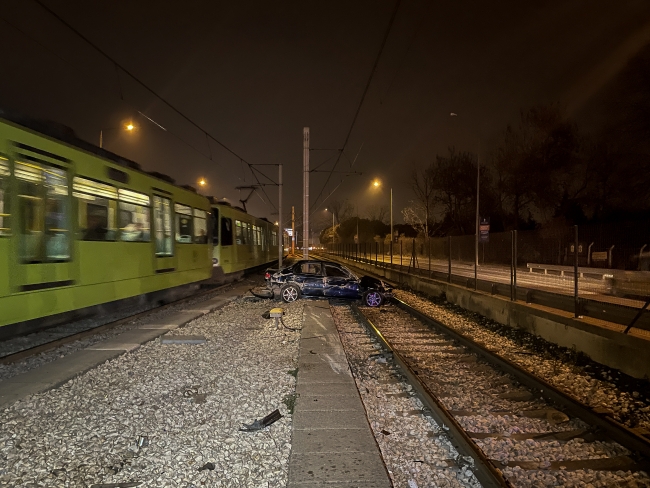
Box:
(326, 222, 650, 333)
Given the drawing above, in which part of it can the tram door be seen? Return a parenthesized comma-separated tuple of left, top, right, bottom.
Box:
(153, 196, 175, 273)
(219, 217, 234, 271)
(11, 147, 75, 295)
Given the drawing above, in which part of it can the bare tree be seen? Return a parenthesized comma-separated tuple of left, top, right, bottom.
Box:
(432, 148, 481, 234)
(408, 163, 436, 236)
(493, 104, 581, 228)
(327, 199, 355, 224)
(402, 201, 427, 235)
(365, 204, 389, 223)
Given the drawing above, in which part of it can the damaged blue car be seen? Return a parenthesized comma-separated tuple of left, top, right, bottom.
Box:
(265, 260, 392, 307)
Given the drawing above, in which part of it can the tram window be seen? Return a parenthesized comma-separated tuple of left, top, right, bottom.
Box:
(244, 222, 251, 245)
(174, 203, 192, 243)
(16, 161, 70, 262)
(252, 225, 258, 245)
(193, 208, 207, 244)
(73, 177, 118, 241)
(235, 220, 245, 245)
(0, 156, 10, 236)
(221, 217, 233, 246)
(212, 208, 219, 245)
(154, 196, 173, 255)
(118, 189, 150, 242)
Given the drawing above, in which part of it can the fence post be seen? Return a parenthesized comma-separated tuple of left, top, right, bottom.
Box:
(514, 230, 518, 300)
(448, 236, 452, 283)
(574, 225, 579, 317)
(428, 238, 431, 278)
(510, 231, 514, 301)
(400, 240, 403, 268)
(375, 242, 378, 267)
(390, 241, 393, 269)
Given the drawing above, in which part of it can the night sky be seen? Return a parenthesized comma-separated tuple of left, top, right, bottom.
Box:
(1, 0, 649, 230)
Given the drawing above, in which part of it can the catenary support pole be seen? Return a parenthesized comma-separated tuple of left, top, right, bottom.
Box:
(278, 164, 283, 268)
(303, 127, 309, 259)
(390, 188, 393, 268)
(291, 206, 295, 255)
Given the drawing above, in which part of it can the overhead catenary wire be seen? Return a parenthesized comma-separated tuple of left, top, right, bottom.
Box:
(0, 12, 248, 185)
(31, 0, 276, 210)
(311, 0, 402, 211)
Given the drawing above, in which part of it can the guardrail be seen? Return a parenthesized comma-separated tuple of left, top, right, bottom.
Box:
(526, 263, 613, 280)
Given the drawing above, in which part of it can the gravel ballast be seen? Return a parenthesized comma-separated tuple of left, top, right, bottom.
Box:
(0, 295, 302, 487)
(330, 303, 481, 488)
(395, 289, 650, 431)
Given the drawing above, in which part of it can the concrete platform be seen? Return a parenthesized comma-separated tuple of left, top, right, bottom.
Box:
(0, 286, 245, 409)
(288, 302, 392, 487)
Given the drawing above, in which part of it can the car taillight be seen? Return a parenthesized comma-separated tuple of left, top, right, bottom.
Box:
(265, 272, 271, 279)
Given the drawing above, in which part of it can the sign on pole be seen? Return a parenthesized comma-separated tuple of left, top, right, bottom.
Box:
(479, 218, 490, 243)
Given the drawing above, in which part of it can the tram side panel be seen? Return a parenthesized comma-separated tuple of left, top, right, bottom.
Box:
(0, 117, 212, 330)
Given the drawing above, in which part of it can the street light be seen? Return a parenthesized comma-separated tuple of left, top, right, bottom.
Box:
(372, 179, 393, 265)
(99, 122, 136, 149)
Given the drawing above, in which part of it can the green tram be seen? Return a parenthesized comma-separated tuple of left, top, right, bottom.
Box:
(0, 114, 213, 338)
(209, 200, 280, 278)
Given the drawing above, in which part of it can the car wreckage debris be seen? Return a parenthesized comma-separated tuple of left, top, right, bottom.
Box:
(239, 409, 283, 432)
(90, 483, 142, 488)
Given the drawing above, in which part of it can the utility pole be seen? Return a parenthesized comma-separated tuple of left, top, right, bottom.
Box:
(390, 188, 393, 266)
(303, 127, 309, 259)
(291, 206, 295, 255)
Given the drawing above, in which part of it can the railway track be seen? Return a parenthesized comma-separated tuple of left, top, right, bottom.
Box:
(0, 283, 231, 366)
(351, 300, 650, 487)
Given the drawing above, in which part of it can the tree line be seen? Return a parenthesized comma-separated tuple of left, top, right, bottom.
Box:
(320, 46, 650, 244)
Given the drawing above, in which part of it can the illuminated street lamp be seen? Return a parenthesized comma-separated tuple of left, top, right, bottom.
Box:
(99, 122, 136, 149)
(372, 179, 393, 265)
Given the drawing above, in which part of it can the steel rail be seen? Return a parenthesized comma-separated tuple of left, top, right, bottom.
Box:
(0, 284, 229, 365)
(350, 302, 511, 488)
(391, 297, 650, 460)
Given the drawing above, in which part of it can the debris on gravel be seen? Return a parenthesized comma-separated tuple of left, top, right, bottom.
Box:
(0, 295, 302, 487)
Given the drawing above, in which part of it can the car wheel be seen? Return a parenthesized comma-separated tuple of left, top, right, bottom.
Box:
(281, 284, 301, 303)
(363, 291, 383, 307)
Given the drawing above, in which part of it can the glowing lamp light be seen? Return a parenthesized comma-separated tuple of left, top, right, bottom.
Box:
(373, 179, 380, 187)
(125, 123, 135, 131)
(198, 178, 207, 187)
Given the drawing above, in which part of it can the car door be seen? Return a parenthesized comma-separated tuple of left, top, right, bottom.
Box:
(324, 264, 360, 298)
(291, 261, 325, 296)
